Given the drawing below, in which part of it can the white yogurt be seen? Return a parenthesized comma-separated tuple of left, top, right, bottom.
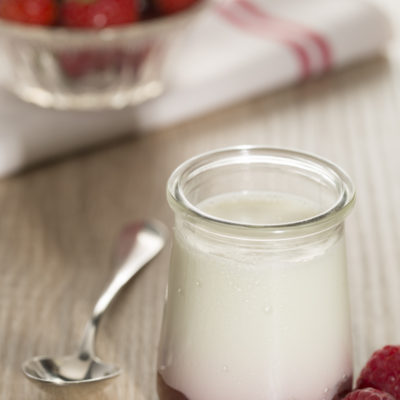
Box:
(159, 191, 353, 400)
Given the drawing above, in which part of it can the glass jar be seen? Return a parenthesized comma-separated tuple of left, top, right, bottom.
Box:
(158, 146, 355, 400)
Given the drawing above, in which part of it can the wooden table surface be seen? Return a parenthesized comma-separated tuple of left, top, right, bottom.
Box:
(1, 2, 400, 399)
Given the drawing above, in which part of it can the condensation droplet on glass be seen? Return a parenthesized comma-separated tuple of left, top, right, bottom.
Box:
(195, 280, 201, 287)
(160, 365, 166, 371)
(264, 305, 271, 313)
(342, 374, 348, 380)
(390, 376, 396, 383)
(222, 365, 229, 372)
(177, 288, 183, 295)
(324, 388, 329, 393)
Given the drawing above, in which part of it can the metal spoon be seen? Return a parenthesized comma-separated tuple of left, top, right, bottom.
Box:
(22, 220, 168, 387)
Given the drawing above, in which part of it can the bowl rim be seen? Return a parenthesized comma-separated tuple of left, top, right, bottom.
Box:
(0, 1, 206, 44)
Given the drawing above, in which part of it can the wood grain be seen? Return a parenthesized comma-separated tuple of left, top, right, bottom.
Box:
(1, 3, 400, 399)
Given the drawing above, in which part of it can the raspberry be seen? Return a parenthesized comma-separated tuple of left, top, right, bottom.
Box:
(344, 388, 396, 400)
(0, 0, 57, 25)
(357, 345, 400, 400)
(155, 0, 199, 15)
(60, 0, 139, 28)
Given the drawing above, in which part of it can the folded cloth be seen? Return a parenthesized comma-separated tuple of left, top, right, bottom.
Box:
(0, 0, 391, 177)
(0, 90, 139, 176)
(137, 0, 391, 129)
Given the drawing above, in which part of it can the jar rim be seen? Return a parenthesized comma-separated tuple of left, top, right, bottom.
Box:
(167, 146, 355, 236)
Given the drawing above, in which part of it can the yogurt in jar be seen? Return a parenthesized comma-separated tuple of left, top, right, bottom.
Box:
(158, 191, 353, 400)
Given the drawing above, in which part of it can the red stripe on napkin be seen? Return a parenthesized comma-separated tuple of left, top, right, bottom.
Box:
(216, 3, 312, 79)
(237, 0, 332, 72)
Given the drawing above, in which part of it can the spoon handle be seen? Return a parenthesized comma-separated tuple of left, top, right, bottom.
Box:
(79, 220, 168, 358)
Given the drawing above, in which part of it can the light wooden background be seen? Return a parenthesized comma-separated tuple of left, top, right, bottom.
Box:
(1, 1, 400, 399)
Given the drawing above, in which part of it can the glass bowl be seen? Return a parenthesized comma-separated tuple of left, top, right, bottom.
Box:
(0, 4, 203, 110)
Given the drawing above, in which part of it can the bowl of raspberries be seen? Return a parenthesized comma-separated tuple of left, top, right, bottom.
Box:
(0, 0, 204, 110)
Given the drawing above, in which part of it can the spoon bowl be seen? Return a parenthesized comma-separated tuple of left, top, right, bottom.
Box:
(23, 355, 120, 385)
(22, 220, 168, 388)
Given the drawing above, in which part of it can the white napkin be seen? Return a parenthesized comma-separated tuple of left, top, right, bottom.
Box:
(137, 0, 390, 129)
(0, 0, 390, 177)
